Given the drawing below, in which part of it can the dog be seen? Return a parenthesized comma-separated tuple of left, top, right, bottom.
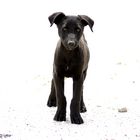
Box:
(47, 12, 94, 124)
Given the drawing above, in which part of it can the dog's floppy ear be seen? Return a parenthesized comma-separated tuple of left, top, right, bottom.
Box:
(78, 15, 94, 32)
(48, 12, 65, 26)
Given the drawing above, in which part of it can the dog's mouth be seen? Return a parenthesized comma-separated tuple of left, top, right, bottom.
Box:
(66, 45, 77, 51)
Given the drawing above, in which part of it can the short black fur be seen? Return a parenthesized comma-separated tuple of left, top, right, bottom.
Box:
(47, 12, 94, 124)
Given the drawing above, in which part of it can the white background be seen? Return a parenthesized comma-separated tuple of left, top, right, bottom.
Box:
(0, 0, 140, 139)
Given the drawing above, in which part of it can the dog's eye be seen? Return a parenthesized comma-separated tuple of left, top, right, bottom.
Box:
(63, 27, 68, 31)
(76, 28, 81, 32)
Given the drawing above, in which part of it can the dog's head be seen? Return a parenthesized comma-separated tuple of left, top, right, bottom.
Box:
(48, 12, 94, 51)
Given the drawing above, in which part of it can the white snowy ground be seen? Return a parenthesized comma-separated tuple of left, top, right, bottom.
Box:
(0, 0, 140, 140)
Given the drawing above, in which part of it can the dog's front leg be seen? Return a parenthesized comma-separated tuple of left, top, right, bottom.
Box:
(47, 79, 56, 107)
(70, 75, 84, 124)
(53, 74, 66, 122)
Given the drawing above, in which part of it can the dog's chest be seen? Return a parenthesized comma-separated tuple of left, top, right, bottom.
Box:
(62, 57, 82, 77)
(63, 63, 75, 77)
(56, 47, 84, 77)
(65, 65, 69, 71)
(64, 60, 74, 72)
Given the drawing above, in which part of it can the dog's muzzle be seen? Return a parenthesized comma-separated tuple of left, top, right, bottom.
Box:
(67, 40, 77, 50)
(68, 40, 75, 47)
(66, 34, 77, 50)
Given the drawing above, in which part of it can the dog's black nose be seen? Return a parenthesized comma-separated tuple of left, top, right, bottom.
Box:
(68, 41, 75, 47)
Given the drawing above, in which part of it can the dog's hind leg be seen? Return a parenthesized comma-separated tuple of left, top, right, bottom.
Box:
(47, 79, 57, 107)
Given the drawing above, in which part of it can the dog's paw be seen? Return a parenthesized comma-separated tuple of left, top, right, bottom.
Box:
(47, 98, 57, 107)
(54, 110, 66, 122)
(70, 113, 84, 124)
(80, 105, 87, 113)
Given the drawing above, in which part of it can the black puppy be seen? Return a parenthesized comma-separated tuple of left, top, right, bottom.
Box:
(47, 12, 94, 124)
